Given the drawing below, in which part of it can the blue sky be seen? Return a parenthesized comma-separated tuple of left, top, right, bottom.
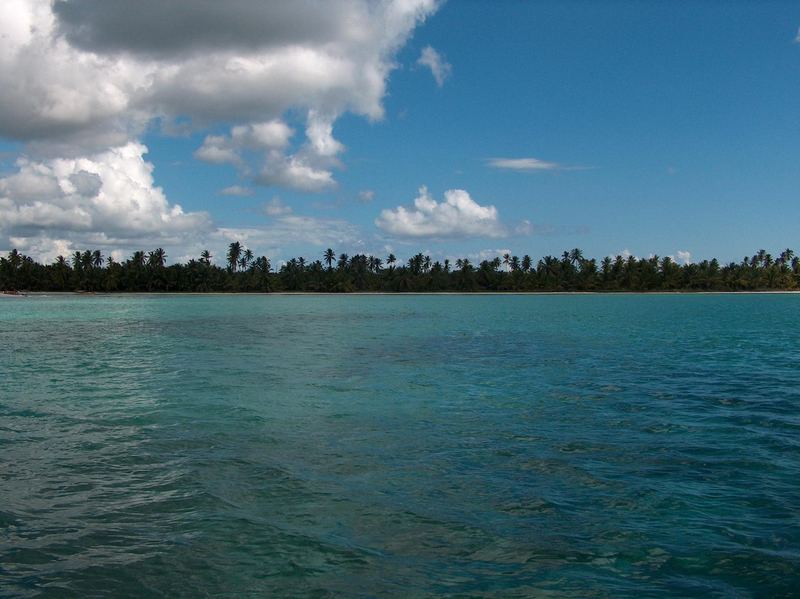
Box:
(1, 1, 799, 265)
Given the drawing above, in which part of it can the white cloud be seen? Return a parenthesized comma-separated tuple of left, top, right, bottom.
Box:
(376, 186, 506, 239)
(256, 153, 336, 192)
(675, 250, 692, 265)
(0, 142, 212, 257)
(0, 0, 439, 162)
(234, 120, 294, 150)
(0, 141, 375, 264)
(794, 27, 800, 43)
(262, 197, 292, 216)
(304, 111, 344, 158)
(6, 237, 74, 264)
(195, 120, 294, 165)
(417, 45, 452, 87)
(514, 219, 533, 235)
(358, 189, 375, 203)
(473, 248, 511, 263)
(487, 157, 561, 171)
(621, 249, 634, 259)
(216, 214, 361, 250)
(195, 135, 242, 165)
(219, 185, 254, 197)
(0, 0, 441, 258)
(0, 140, 377, 264)
(195, 118, 341, 191)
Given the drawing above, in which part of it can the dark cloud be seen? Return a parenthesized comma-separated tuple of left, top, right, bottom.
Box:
(53, 0, 356, 57)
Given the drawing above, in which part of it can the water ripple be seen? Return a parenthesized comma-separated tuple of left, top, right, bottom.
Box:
(1, 294, 799, 596)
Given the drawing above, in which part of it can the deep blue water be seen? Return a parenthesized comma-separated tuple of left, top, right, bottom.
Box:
(1, 294, 799, 597)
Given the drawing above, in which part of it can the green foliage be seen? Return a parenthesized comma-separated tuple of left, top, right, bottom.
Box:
(1, 247, 798, 293)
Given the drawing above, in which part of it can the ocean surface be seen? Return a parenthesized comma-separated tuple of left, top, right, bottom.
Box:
(1, 293, 798, 597)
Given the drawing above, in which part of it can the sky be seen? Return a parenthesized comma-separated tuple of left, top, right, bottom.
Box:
(1, 0, 799, 266)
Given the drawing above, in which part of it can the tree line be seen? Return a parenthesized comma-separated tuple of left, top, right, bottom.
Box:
(1, 244, 799, 293)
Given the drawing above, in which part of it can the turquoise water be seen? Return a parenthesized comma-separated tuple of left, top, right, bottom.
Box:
(1, 294, 799, 597)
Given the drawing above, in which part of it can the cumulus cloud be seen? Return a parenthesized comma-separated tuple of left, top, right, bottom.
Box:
(675, 250, 692, 265)
(196, 113, 344, 191)
(0, 1, 148, 151)
(0, 0, 438, 167)
(417, 45, 452, 87)
(195, 136, 242, 165)
(1, 0, 438, 149)
(0, 142, 212, 258)
(376, 186, 506, 239)
(234, 121, 294, 151)
(256, 154, 337, 192)
(0, 143, 368, 264)
(0, 0, 440, 258)
(195, 120, 295, 169)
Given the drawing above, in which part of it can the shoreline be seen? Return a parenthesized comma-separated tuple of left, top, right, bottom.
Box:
(21, 290, 800, 296)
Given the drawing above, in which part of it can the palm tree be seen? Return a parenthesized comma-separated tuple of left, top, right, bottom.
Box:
(521, 255, 532, 273)
(323, 248, 335, 270)
(8, 249, 22, 269)
(128, 251, 144, 268)
(200, 249, 212, 266)
(227, 242, 242, 272)
(408, 253, 424, 275)
(755, 249, 766, 267)
(600, 256, 612, 286)
(254, 256, 271, 272)
(241, 248, 254, 270)
(148, 248, 167, 268)
(569, 248, 584, 267)
(369, 256, 383, 273)
(52, 255, 70, 290)
(337, 253, 349, 270)
(254, 256, 271, 291)
(92, 250, 103, 268)
(540, 255, 559, 287)
(387, 253, 396, 272)
(502, 253, 512, 272)
(778, 248, 794, 266)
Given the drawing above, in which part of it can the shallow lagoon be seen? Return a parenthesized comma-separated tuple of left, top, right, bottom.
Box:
(1, 294, 799, 596)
